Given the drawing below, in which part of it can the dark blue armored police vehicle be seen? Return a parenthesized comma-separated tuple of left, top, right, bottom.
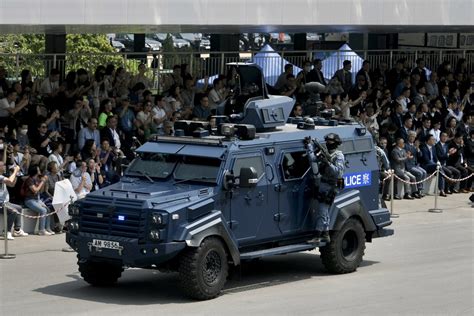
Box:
(66, 63, 393, 300)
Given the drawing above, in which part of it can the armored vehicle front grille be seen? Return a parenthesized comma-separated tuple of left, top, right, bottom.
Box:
(80, 198, 146, 242)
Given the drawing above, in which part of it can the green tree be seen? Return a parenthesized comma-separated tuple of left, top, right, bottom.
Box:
(65, 34, 124, 74)
(0, 34, 45, 77)
(161, 34, 177, 70)
(0, 34, 142, 79)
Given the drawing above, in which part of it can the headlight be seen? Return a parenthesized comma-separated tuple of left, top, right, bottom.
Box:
(151, 213, 163, 225)
(149, 230, 160, 240)
(69, 220, 79, 231)
(68, 204, 80, 216)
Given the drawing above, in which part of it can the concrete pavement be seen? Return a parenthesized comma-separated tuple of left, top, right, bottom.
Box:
(0, 193, 473, 315)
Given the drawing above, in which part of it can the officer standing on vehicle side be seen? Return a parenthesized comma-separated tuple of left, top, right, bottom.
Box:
(304, 132, 345, 243)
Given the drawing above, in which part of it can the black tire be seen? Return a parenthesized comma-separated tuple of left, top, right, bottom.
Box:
(78, 260, 123, 286)
(320, 218, 366, 274)
(178, 237, 229, 300)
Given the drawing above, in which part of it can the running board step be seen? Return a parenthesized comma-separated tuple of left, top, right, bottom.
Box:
(240, 243, 325, 260)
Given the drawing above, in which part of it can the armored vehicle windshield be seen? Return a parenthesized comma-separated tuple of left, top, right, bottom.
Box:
(126, 152, 177, 179)
(126, 151, 222, 184)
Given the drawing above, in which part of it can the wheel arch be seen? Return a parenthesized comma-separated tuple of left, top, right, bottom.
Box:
(329, 190, 377, 233)
(181, 211, 240, 266)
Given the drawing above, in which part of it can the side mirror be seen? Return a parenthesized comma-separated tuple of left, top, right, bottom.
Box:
(223, 171, 235, 190)
(239, 167, 259, 188)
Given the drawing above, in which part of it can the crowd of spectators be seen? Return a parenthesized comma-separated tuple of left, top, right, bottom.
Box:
(284, 57, 473, 200)
(0, 55, 473, 238)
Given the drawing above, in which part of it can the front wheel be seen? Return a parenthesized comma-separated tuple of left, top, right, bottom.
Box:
(78, 260, 123, 286)
(178, 237, 229, 300)
(320, 218, 366, 274)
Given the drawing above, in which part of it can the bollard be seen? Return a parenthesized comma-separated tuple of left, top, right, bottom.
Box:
(0, 203, 16, 259)
(389, 170, 399, 218)
(428, 165, 443, 213)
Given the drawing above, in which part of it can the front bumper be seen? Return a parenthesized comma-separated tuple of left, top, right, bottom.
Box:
(66, 232, 186, 267)
(368, 207, 394, 239)
(372, 228, 394, 238)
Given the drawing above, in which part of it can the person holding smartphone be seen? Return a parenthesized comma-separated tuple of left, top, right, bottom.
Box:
(0, 163, 28, 240)
(23, 165, 54, 236)
(69, 160, 92, 198)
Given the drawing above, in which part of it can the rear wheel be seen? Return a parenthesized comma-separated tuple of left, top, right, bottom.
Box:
(320, 218, 365, 274)
(78, 260, 123, 286)
(178, 237, 229, 300)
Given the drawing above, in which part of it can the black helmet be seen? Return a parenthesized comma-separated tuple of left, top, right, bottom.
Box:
(324, 133, 341, 146)
(304, 117, 315, 126)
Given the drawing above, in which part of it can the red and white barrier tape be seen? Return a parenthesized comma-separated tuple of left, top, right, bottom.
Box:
(440, 171, 474, 183)
(381, 171, 393, 183)
(392, 170, 437, 185)
(6, 204, 66, 219)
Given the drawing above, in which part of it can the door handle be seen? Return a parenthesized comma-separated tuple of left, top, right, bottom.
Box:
(360, 154, 367, 166)
(274, 184, 287, 192)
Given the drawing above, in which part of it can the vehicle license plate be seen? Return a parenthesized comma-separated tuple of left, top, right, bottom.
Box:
(92, 239, 121, 250)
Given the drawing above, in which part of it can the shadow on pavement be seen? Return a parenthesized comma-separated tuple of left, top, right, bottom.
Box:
(225, 252, 378, 294)
(34, 252, 378, 304)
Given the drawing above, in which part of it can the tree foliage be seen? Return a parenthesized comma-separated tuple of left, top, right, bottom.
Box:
(161, 34, 176, 70)
(0, 34, 141, 78)
(65, 34, 125, 73)
(0, 34, 45, 77)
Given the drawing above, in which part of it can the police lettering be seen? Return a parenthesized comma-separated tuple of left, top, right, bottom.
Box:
(343, 172, 371, 188)
(345, 174, 362, 186)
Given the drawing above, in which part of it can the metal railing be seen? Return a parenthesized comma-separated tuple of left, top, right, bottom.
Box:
(1, 48, 473, 91)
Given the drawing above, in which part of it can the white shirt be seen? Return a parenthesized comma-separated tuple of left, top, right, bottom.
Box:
(69, 172, 92, 198)
(340, 101, 351, 120)
(40, 78, 59, 95)
(208, 88, 224, 109)
(397, 97, 410, 113)
(0, 176, 10, 203)
(12, 152, 25, 175)
(164, 96, 182, 112)
(152, 106, 166, 129)
(429, 128, 441, 143)
(447, 109, 463, 122)
(48, 153, 64, 169)
(136, 111, 152, 126)
(131, 74, 151, 89)
(0, 97, 14, 117)
(110, 128, 121, 149)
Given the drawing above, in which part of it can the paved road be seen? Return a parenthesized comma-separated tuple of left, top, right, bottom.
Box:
(1, 194, 473, 315)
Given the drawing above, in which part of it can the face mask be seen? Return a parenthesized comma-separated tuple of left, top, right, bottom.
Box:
(20, 129, 28, 135)
(326, 142, 338, 151)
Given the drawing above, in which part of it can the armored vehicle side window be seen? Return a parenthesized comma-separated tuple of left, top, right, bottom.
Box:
(281, 151, 310, 181)
(232, 156, 264, 178)
(354, 138, 372, 152)
(340, 140, 355, 154)
(341, 138, 372, 154)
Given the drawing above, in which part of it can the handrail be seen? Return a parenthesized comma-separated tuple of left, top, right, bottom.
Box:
(0, 48, 472, 91)
(0, 48, 473, 58)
